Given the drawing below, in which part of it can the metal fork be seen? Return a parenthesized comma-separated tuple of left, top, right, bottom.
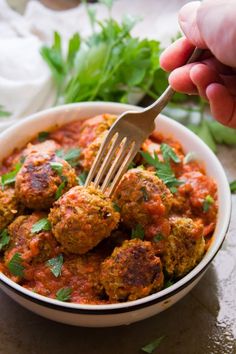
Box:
(85, 47, 203, 196)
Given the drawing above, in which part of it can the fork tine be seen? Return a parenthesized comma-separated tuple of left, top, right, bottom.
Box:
(106, 141, 138, 197)
(85, 129, 118, 187)
(100, 137, 132, 193)
(93, 133, 123, 188)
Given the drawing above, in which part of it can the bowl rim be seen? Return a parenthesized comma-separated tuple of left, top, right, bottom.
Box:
(0, 101, 231, 314)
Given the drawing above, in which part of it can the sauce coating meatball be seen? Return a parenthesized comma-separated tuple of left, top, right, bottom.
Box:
(113, 169, 173, 237)
(101, 239, 164, 301)
(163, 217, 205, 277)
(15, 152, 77, 210)
(4, 213, 59, 271)
(49, 186, 120, 254)
(0, 187, 23, 230)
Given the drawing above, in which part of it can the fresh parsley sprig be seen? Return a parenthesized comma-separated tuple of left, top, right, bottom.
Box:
(131, 224, 145, 240)
(0, 229, 10, 251)
(31, 218, 51, 234)
(0, 163, 22, 189)
(56, 148, 81, 167)
(230, 180, 236, 193)
(56, 287, 72, 302)
(141, 336, 165, 353)
(47, 255, 63, 278)
(7, 253, 24, 277)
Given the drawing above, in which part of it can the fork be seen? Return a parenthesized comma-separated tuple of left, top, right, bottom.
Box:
(85, 47, 203, 197)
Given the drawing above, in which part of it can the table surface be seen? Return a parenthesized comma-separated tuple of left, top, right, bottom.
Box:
(2, 1, 236, 353)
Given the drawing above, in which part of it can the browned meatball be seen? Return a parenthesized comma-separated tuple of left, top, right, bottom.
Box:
(15, 152, 77, 210)
(162, 217, 205, 278)
(0, 187, 23, 230)
(49, 185, 120, 254)
(80, 131, 106, 172)
(100, 239, 164, 301)
(4, 213, 60, 267)
(113, 169, 173, 238)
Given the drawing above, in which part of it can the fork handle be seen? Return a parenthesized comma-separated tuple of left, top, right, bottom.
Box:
(144, 47, 204, 119)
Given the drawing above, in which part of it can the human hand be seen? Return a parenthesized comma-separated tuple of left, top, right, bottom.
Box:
(160, 0, 236, 128)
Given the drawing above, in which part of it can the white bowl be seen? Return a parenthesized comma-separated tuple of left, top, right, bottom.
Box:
(0, 102, 231, 327)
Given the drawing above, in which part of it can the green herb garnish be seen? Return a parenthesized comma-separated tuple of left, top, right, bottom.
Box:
(164, 279, 174, 288)
(7, 253, 24, 277)
(0, 105, 11, 118)
(1, 162, 22, 189)
(47, 255, 63, 277)
(141, 186, 149, 202)
(141, 336, 165, 353)
(56, 287, 72, 302)
(113, 202, 121, 212)
(77, 171, 88, 186)
(0, 229, 10, 251)
(31, 218, 51, 233)
(153, 233, 164, 242)
(38, 131, 50, 142)
(55, 181, 66, 200)
(160, 143, 180, 163)
(141, 151, 182, 193)
(56, 148, 81, 167)
(230, 180, 236, 193)
(183, 151, 197, 164)
(203, 195, 214, 212)
(50, 161, 63, 176)
(131, 224, 145, 240)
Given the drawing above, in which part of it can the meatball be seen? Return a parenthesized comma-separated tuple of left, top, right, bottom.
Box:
(163, 217, 205, 278)
(22, 140, 59, 158)
(15, 152, 77, 210)
(4, 213, 60, 267)
(49, 185, 120, 254)
(0, 187, 23, 230)
(101, 239, 164, 301)
(81, 131, 106, 172)
(113, 169, 173, 234)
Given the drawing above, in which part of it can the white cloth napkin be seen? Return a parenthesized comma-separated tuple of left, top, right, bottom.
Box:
(0, 0, 189, 132)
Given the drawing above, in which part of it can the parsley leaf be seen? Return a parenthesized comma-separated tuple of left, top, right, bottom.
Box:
(38, 131, 49, 142)
(230, 180, 236, 193)
(0, 229, 10, 251)
(0, 105, 11, 118)
(31, 218, 51, 233)
(56, 148, 81, 167)
(47, 255, 63, 278)
(1, 163, 22, 189)
(7, 253, 24, 277)
(160, 143, 180, 163)
(55, 181, 66, 200)
(141, 336, 165, 353)
(183, 151, 197, 164)
(141, 151, 182, 193)
(77, 171, 88, 186)
(141, 186, 149, 201)
(56, 287, 72, 302)
(50, 161, 63, 176)
(164, 279, 174, 288)
(112, 202, 121, 212)
(131, 224, 145, 240)
(153, 233, 164, 242)
(203, 195, 214, 212)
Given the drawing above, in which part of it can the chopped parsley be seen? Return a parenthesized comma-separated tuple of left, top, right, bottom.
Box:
(38, 131, 50, 142)
(164, 279, 174, 288)
(153, 233, 164, 242)
(160, 143, 180, 163)
(56, 287, 72, 302)
(56, 148, 81, 167)
(77, 171, 88, 186)
(141, 336, 165, 353)
(203, 195, 214, 212)
(183, 151, 197, 164)
(0, 162, 22, 189)
(47, 255, 63, 277)
(113, 202, 121, 212)
(141, 186, 149, 201)
(141, 151, 182, 193)
(55, 180, 67, 200)
(50, 161, 63, 176)
(7, 253, 24, 277)
(230, 180, 236, 193)
(31, 218, 51, 233)
(0, 229, 10, 251)
(131, 224, 145, 240)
